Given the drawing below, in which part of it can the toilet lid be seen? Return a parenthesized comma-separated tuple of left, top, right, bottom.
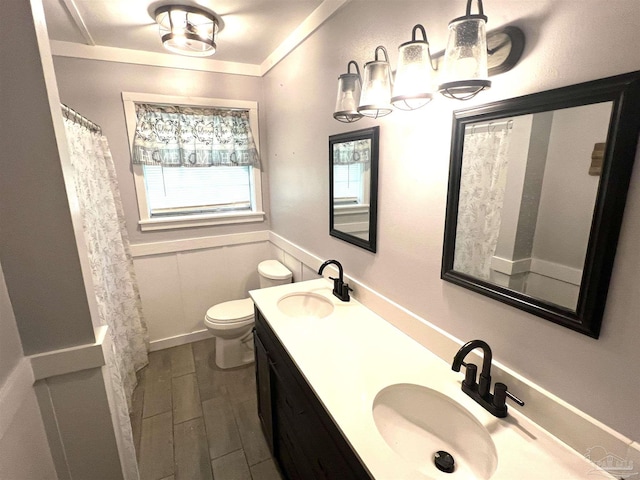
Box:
(258, 260, 292, 280)
(206, 298, 254, 323)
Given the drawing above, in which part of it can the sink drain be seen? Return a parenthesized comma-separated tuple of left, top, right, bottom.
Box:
(434, 450, 455, 473)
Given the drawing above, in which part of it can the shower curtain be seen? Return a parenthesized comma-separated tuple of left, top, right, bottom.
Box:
(63, 117, 148, 478)
(454, 126, 512, 280)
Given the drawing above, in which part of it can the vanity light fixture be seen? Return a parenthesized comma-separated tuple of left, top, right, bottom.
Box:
(391, 25, 437, 111)
(357, 46, 394, 118)
(154, 5, 221, 57)
(333, 61, 364, 123)
(438, 0, 491, 99)
(332, 1, 525, 122)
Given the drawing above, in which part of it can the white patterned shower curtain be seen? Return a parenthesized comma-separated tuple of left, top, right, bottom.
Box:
(63, 117, 148, 478)
(454, 126, 512, 280)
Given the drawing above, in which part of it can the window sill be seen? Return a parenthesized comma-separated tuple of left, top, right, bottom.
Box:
(138, 211, 266, 231)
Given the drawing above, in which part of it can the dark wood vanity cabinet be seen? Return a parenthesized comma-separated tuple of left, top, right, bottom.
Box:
(253, 307, 372, 480)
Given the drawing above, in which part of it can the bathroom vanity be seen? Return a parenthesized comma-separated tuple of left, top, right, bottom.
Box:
(250, 278, 617, 479)
(254, 307, 370, 479)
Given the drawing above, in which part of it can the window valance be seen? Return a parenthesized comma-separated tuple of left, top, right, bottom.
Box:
(132, 104, 260, 168)
(332, 139, 372, 165)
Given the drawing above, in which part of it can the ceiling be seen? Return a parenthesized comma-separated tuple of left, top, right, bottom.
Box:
(43, 0, 345, 74)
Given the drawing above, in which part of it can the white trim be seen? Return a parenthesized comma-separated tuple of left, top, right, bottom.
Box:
(49, 1, 350, 78)
(490, 256, 583, 286)
(334, 204, 369, 215)
(149, 329, 213, 352)
(0, 358, 35, 440)
(332, 221, 369, 234)
(490, 255, 532, 275)
(121, 92, 259, 111)
(59, 0, 95, 46)
(130, 230, 270, 257)
(530, 258, 583, 286)
(260, 0, 351, 75)
(50, 40, 261, 77)
(138, 210, 266, 231)
(122, 92, 264, 232)
(29, 325, 107, 381)
(269, 232, 326, 273)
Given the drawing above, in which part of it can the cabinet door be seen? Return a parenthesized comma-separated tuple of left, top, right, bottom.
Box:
(254, 330, 274, 453)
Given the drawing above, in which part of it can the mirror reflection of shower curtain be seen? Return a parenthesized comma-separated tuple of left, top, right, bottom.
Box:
(64, 118, 148, 479)
(454, 127, 512, 280)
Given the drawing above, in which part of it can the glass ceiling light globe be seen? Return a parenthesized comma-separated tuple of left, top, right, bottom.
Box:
(154, 5, 223, 57)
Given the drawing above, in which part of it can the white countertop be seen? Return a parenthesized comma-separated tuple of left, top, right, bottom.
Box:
(250, 278, 611, 480)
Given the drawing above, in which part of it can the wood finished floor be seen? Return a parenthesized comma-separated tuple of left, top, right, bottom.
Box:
(129, 338, 283, 480)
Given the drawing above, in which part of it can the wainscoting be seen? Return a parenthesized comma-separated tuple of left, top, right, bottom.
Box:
(130, 231, 318, 350)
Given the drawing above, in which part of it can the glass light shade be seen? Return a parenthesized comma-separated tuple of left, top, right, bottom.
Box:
(392, 26, 435, 111)
(358, 47, 393, 118)
(334, 62, 363, 123)
(155, 6, 218, 57)
(438, 16, 491, 99)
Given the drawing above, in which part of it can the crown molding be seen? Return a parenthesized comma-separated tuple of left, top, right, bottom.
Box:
(260, 0, 350, 76)
(49, 0, 351, 78)
(50, 40, 262, 76)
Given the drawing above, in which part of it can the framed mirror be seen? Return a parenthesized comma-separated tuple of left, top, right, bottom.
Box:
(442, 71, 640, 337)
(329, 126, 379, 252)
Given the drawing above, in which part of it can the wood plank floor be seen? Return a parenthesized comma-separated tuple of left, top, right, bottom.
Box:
(130, 338, 283, 480)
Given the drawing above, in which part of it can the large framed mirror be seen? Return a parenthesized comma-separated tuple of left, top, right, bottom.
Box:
(442, 71, 640, 337)
(329, 126, 379, 252)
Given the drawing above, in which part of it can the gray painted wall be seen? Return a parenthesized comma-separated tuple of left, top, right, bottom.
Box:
(263, 0, 640, 441)
(43, 0, 640, 443)
(0, 0, 95, 354)
(52, 58, 268, 245)
(0, 266, 57, 479)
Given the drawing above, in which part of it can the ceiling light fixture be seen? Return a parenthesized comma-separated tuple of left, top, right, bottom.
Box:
(154, 5, 220, 57)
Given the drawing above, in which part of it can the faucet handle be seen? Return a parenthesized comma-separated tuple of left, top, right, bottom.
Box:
(493, 382, 525, 409)
(462, 363, 478, 388)
(340, 282, 353, 301)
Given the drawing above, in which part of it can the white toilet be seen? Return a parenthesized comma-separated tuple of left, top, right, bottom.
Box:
(204, 260, 292, 369)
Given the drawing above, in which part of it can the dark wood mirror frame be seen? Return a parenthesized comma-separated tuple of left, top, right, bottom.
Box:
(329, 126, 379, 253)
(442, 71, 640, 338)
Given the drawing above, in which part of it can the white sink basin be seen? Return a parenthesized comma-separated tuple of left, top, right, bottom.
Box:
(277, 292, 334, 319)
(373, 383, 498, 479)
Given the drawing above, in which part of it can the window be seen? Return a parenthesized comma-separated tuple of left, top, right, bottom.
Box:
(333, 163, 365, 205)
(122, 92, 264, 231)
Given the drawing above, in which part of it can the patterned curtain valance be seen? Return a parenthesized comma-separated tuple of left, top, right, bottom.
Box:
(132, 103, 260, 168)
(332, 139, 372, 165)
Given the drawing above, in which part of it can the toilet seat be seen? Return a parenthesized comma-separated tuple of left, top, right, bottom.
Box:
(205, 298, 254, 326)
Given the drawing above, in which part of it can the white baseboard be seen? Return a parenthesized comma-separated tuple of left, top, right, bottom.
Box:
(149, 329, 213, 352)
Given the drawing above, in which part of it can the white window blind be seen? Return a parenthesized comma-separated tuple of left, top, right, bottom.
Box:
(333, 163, 365, 205)
(143, 165, 252, 216)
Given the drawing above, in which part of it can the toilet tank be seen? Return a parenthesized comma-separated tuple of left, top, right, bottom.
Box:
(258, 260, 292, 288)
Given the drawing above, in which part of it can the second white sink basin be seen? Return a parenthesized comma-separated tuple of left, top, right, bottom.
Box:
(277, 292, 334, 319)
(373, 383, 498, 479)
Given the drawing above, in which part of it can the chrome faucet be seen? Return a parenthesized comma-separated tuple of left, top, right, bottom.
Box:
(452, 340, 524, 418)
(318, 259, 352, 302)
